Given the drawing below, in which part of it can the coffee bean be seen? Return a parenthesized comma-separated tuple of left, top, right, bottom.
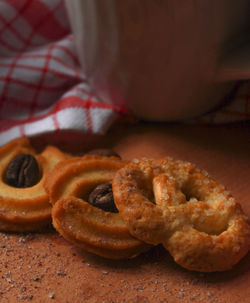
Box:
(86, 149, 121, 159)
(88, 182, 118, 213)
(5, 154, 39, 188)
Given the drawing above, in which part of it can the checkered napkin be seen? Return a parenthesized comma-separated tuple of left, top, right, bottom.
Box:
(0, 0, 249, 146)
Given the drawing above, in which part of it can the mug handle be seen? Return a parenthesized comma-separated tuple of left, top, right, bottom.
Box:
(217, 43, 250, 81)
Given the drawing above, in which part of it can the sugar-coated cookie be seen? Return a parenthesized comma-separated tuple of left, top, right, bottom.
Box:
(113, 157, 250, 271)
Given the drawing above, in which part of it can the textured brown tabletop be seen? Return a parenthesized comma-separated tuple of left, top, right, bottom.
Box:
(0, 122, 249, 303)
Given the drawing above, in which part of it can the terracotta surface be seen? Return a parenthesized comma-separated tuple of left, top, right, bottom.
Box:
(0, 122, 249, 303)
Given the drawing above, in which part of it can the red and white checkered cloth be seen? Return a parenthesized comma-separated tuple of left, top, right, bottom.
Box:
(0, 0, 249, 146)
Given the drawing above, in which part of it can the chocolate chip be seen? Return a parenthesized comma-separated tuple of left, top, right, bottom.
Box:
(88, 182, 118, 213)
(86, 149, 121, 159)
(4, 154, 39, 188)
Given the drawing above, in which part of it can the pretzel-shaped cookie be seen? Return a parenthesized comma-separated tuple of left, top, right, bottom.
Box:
(0, 138, 69, 231)
(113, 158, 250, 272)
(45, 155, 150, 259)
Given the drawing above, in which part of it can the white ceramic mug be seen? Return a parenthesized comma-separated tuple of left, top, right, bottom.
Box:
(65, 0, 250, 121)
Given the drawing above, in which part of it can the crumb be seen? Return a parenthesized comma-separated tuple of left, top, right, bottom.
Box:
(48, 293, 55, 299)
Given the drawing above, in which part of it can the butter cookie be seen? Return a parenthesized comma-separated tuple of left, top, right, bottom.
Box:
(45, 155, 151, 259)
(0, 138, 69, 231)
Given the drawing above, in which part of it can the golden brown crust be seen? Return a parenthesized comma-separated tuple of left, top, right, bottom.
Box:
(52, 197, 150, 259)
(46, 156, 151, 259)
(112, 157, 250, 271)
(44, 154, 122, 204)
(0, 138, 69, 232)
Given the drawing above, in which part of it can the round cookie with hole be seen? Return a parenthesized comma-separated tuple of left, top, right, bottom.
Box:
(45, 155, 151, 259)
(0, 137, 69, 232)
